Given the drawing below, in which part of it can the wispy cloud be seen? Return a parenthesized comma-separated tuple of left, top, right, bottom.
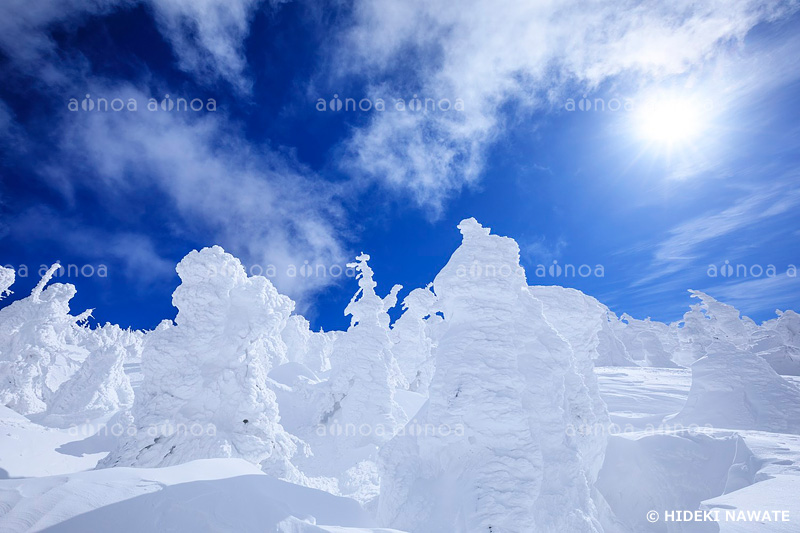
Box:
(327, 0, 799, 215)
(48, 83, 349, 299)
(146, 0, 269, 93)
(703, 273, 800, 319)
(3, 206, 175, 284)
(633, 183, 800, 286)
(0, 0, 271, 92)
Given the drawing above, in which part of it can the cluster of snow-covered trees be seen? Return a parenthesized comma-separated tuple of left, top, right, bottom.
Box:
(2, 218, 800, 532)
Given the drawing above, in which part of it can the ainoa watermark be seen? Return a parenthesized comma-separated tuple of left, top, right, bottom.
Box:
(707, 261, 797, 278)
(68, 94, 217, 112)
(316, 94, 464, 112)
(3, 263, 108, 278)
(456, 260, 605, 279)
(316, 419, 465, 438)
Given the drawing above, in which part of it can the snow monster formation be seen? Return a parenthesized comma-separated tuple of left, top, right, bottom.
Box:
(378, 219, 608, 533)
(0, 265, 91, 415)
(43, 323, 138, 427)
(0, 266, 13, 299)
(0, 264, 133, 422)
(672, 346, 800, 434)
(102, 246, 305, 482)
(319, 253, 407, 449)
(391, 286, 438, 394)
(531, 286, 635, 367)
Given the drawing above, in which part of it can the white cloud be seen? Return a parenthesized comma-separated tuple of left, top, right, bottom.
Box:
(627, 181, 800, 288)
(0, 0, 270, 91)
(145, 0, 268, 93)
(3, 207, 175, 284)
(332, 0, 800, 214)
(51, 83, 348, 301)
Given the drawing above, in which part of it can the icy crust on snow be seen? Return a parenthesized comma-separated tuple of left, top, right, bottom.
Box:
(378, 219, 608, 533)
(102, 246, 305, 481)
(672, 349, 800, 434)
(0, 265, 135, 420)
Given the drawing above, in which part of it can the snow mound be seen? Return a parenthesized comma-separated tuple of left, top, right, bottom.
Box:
(672, 349, 800, 434)
(0, 459, 396, 533)
(101, 246, 305, 481)
(378, 218, 608, 533)
(597, 431, 758, 533)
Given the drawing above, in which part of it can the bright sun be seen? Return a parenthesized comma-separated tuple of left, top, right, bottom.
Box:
(635, 95, 707, 146)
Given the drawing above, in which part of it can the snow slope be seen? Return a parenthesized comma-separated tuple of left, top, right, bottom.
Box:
(0, 459, 400, 533)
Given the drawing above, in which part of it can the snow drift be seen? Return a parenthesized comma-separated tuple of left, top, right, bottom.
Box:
(671, 349, 800, 434)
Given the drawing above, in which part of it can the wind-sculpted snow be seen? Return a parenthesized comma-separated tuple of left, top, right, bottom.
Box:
(532, 286, 635, 367)
(378, 219, 608, 533)
(101, 246, 306, 482)
(672, 348, 800, 434)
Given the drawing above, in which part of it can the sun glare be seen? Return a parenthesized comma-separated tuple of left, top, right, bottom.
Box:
(635, 96, 707, 145)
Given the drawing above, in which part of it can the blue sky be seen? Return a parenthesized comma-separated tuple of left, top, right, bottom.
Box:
(1, 0, 800, 331)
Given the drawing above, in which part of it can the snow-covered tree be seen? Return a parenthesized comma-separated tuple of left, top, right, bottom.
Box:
(281, 314, 336, 374)
(0, 264, 91, 415)
(378, 219, 608, 533)
(102, 246, 305, 482)
(44, 324, 138, 426)
(317, 253, 407, 446)
(676, 290, 757, 362)
(616, 313, 678, 368)
(0, 266, 14, 299)
(672, 349, 800, 434)
(391, 285, 437, 393)
(532, 286, 635, 367)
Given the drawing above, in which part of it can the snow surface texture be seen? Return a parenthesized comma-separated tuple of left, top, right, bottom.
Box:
(2, 219, 800, 532)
